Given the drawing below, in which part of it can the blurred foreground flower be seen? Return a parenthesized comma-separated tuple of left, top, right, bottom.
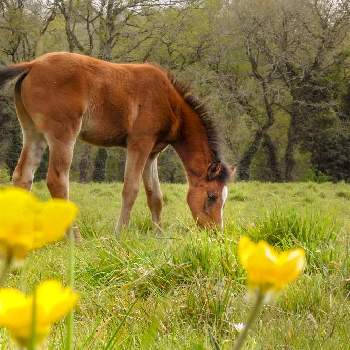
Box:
(0, 187, 78, 261)
(0, 280, 79, 347)
(233, 236, 306, 350)
(238, 235, 305, 292)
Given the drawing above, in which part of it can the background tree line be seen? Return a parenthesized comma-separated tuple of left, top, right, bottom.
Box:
(1, 0, 350, 183)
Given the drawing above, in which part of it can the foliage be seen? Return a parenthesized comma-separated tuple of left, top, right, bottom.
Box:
(0, 0, 349, 182)
(311, 130, 350, 182)
(0, 166, 10, 184)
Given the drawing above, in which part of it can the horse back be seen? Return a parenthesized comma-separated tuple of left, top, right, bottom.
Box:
(18, 52, 181, 147)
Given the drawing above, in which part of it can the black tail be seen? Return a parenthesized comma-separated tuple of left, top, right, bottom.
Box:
(0, 64, 31, 90)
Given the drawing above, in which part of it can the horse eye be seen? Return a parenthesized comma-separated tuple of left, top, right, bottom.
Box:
(207, 193, 217, 202)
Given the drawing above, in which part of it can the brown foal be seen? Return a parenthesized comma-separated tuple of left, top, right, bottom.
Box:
(0, 52, 233, 234)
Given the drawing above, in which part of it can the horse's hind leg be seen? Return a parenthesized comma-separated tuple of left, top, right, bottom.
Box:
(143, 156, 162, 228)
(45, 133, 81, 241)
(46, 138, 75, 200)
(12, 134, 46, 190)
(12, 87, 46, 190)
(115, 137, 155, 235)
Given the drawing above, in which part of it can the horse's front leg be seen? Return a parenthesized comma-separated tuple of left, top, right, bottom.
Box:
(115, 137, 155, 235)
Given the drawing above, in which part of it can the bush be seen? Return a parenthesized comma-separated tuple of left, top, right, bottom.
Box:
(303, 168, 331, 183)
(0, 165, 10, 183)
(311, 130, 350, 182)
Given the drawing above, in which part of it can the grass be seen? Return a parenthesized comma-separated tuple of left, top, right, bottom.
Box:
(1, 181, 350, 349)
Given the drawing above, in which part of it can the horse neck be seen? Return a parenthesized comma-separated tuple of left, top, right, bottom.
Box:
(172, 107, 213, 187)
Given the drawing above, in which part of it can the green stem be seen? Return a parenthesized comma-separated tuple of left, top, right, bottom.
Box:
(232, 290, 265, 350)
(0, 252, 12, 286)
(29, 288, 37, 350)
(65, 229, 75, 350)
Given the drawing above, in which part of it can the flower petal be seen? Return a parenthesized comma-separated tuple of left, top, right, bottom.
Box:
(238, 236, 306, 291)
(34, 199, 78, 248)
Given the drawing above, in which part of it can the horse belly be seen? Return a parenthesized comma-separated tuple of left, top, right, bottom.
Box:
(79, 106, 127, 147)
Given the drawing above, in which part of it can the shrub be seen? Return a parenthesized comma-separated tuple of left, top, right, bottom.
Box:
(0, 166, 10, 183)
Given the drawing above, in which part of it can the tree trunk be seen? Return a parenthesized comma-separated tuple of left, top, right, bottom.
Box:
(238, 129, 263, 180)
(284, 114, 298, 181)
(98, 1, 114, 61)
(262, 133, 282, 182)
(92, 148, 108, 182)
(79, 144, 92, 183)
(5, 124, 22, 175)
(99, 41, 112, 61)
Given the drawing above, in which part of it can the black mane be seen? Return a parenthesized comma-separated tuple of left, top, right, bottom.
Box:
(167, 72, 230, 183)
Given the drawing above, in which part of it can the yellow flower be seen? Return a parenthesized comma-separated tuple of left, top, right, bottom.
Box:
(238, 236, 305, 291)
(0, 187, 78, 260)
(0, 280, 79, 347)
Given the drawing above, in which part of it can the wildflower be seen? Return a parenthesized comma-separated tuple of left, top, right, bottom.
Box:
(233, 236, 306, 350)
(0, 280, 79, 347)
(238, 235, 306, 292)
(0, 187, 78, 260)
(233, 322, 245, 332)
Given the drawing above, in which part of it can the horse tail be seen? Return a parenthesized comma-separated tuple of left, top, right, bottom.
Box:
(0, 62, 32, 90)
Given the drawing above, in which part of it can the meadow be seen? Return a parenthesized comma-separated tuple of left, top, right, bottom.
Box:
(2, 181, 350, 349)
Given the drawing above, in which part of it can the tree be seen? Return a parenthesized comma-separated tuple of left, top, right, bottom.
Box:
(92, 148, 108, 182)
(5, 122, 21, 175)
(56, 0, 191, 60)
(79, 144, 92, 183)
(0, 0, 350, 183)
(223, 0, 350, 180)
(0, 0, 57, 62)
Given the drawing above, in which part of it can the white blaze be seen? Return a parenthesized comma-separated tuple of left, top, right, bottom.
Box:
(221, 185, 228, 228)
(222, 185, 228, 202)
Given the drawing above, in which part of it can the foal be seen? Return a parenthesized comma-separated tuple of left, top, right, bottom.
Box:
(0, 52, 232, 233)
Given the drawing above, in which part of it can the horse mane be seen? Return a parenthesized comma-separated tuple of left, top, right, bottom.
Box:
(165, 71, 231, 183)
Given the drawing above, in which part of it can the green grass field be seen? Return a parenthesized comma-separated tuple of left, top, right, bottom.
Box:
(2, 182, 350, 349)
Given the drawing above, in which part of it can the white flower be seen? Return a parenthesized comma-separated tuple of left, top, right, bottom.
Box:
(233, 323, 245, 332)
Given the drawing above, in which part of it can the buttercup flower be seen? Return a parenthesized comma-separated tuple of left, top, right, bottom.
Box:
(238, 236, 306, 291)
(0, 280, 79, 347)
(0, 187, 78, 260)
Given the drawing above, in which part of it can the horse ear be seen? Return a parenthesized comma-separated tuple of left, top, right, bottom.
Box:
(207, 162, 237, 182)
(207, 161, 224, 181)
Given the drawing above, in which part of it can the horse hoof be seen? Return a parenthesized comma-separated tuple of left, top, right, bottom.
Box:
(153, 223, 162, 234)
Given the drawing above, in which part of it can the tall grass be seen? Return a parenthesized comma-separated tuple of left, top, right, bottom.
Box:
(242, 207, 340, 273)
(5, 181, 349, 349)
